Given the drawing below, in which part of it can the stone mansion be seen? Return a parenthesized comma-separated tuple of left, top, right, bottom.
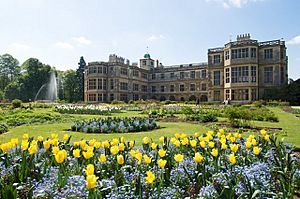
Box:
(84, 34, 288, 103)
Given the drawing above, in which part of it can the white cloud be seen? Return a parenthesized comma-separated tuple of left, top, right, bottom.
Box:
(72, 36, 91, 45)
(11, 42, 31, 50)
(147, 34, 165, 42)
(287, 35, 300, 45)
(55, 42, 74, 49)
(206, 0, 263, 8)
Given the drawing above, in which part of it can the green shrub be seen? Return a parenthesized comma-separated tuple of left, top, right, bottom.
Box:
(12, 99, 22, 109)
(0, 123, 8, 134)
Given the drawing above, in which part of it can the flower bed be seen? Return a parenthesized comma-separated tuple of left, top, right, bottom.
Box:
(55, 105, 122, 115)
(71, 117, 159, 133)
(0, 130, 299, 198)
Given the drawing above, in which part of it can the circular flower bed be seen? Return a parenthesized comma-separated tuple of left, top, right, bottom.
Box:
(71, 117, 159, 133)
(0, 130, 299, 198)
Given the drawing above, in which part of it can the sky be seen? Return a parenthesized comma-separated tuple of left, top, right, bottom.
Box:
(0, 0, 300, 79)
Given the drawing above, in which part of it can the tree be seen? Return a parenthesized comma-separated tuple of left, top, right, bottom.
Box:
(63, 70, 77, 102)
(0, 54, 20, 91)
(20, 58, 52, 101)
(73, 56, 86, 102)
(4, 81, 21, 101)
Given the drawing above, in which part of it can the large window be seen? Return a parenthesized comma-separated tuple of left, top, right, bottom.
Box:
(180, 84, 185, 92)
(213, 71, 221, 86)
(231, 66, 249, 83)
(97, 79, 102, 90)
(190, 84, 196, 91)
(170, 85, 175, 92)
(160, 73, 165, 79)
(120, 94, 128, 101)
(151, 86, 156, 93)
(110, 79, 114, 89)
(160, 86, 165, 92)
(88, 66, 97, 74)
(152, 74, 156, 80)
(201, 70, 206, 79)
(120, 82, 128, 90)
(133, 83, 139, 91)
(213, 91, 220, 101)
(264, 66, 273, 83)
(213, 55, 221, 64)
(103, 79, 107, 90)
(250, 48, 257, 58)
(251, 89, 257, 101)
(190, 71, 195, 79)
(231, 89, 249, 100)
(142, 73, 148, 79)
(280, 66, 285, 84)
(225, 68, 230, 83)
(88, 79, 96, 90)
(121, 68, 128, 75)
(201, 83, 206, 91)
(170, 72, 175, 79)
(133, 70, 139, 77)
(225, 51, 230, 60)
(180, 72, 185, 79)
(264, 49, 273, 59)
(142, 85, 148, 92)
(250, 66, 256, 82)
(231, 48, 249, 59)
(88, 94, 96, 101)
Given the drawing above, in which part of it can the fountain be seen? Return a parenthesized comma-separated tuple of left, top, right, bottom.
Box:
(34, 72, 58, 101)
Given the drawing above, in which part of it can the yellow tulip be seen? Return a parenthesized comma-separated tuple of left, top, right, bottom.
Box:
(208, 141, 215, 148)
(145, 171, 155, 184)
(245, 141, 252, 149)
(89, 139, 96, 147)
(99, 154, 106, 163)
(211, 148, 218, 157)
(102, 140, 110, 148)
(129, 140, 135, 148)
(85, 164, 94, 175)
(135, 152, 143, 164)
(194, 132, 200, 138)
(200, 141, 206, 148)
(55, 150, 66, 164)
(22, 134, 29, 140)
(0, 144, 9, 152)
(51, 139, 59, 147)
(181, 138, 189, 145)
(43, 140, 50, 149)
(174, 154, 184, 163)
(73, 141, 79, 148)
(117, 155, 124, 165)
(190, 140, 197, 148)
(228, 153, 237, 164)
(174, 140, 181, 147)
(119, 143, 125, 151)
(194, 152, 204, 163)
(63, 134, 69, 142)
(151, 143, 158, 150)
(264, 135, 270, 141)
(86, 174, 98, 189)
(159, 136, 165, 143)
(175, 133, 181, 139)
(51, 133, 58, 139)
(21, 140, 29, 151)
(110, 146, 119, 155)
(157, 159, 167, 168)
(73, 149, 80, 158)
(221, 143, 227, 150)
(143, 154, 152, 164)
(251, 139, 257, 146)
(111, 138, 119, 146)
(180, 133, 187, 139)
(28, 144, 37, 154)
(158, 149, 166, 157)
(143, 137, 150, 145)
(253, 147, 260, 155)
(82, 150, 94, 159)
(37, 136, 44, 142)
(129, 150, 136, 157)
(260, 129, 267, 136)
(230, 144, 239, 153)
(52, 147, 60, 155)
(94, 141, 101, 149)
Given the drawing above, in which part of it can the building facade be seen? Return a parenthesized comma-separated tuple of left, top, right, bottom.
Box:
(84, 34, 288, 103)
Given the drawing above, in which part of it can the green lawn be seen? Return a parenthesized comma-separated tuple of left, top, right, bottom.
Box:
(0, 107, 299, 147)
(0, 121, 210, 145)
